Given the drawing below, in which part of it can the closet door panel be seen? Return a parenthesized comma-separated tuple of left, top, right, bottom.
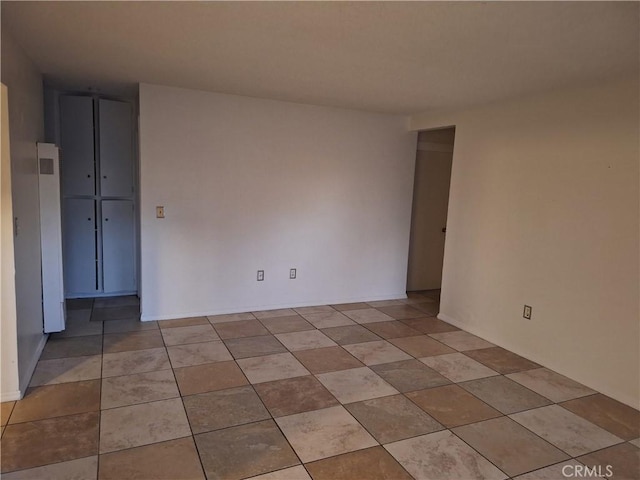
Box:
(60, 96, 95, 196)
(102, 200, 136, 293)
(99, 99, 133, 197)
(63, 198, 98, 296)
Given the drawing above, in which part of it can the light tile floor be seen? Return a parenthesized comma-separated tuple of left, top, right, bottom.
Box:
(1, 291, 639, 479)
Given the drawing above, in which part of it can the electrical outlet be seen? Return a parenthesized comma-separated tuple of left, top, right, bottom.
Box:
(257, 270, 264, 281)
(290, 268, 297, 279)
(523, 305, 532, 320)
(156, 206, 165, 218)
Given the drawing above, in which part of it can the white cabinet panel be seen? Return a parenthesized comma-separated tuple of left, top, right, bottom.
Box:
(99, 99, 133, 197)
(60, 96, 95, 196)
(63, 199, 98, 296)
(102, 200, 136, 293)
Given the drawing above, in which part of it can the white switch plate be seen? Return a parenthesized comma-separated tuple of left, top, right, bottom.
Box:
(156, 206, 165, 218)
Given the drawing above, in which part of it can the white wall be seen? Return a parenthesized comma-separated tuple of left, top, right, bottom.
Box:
(410, 77, 639, 408)
(1, 29, 46, 397)
(139, 84, 416, 320)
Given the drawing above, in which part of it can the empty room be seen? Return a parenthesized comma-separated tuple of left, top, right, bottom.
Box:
(1, 2, 638, 479)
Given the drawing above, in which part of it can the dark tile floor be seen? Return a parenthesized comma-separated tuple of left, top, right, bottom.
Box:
(1, 291, 639, 479)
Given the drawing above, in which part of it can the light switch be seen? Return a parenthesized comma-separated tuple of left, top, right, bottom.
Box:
(156, 206, 165, 218)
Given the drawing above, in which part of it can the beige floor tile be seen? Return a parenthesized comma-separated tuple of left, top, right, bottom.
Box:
(316, 367, 398, 404)
(93, 296, 139, 309)
(343, 340, 412, 366)
(389, 335, 455, 357)
(174, 361, 248, 396)
(10, 380, 101, 424)
(577, 443, 640, 480)
(1, 401, 15, 426)
(183, 385, 270, 434)
(301, 311, 355, 328)
(345, 394, 443, 443)
(293, 346, 364, 374)
(52, 319, 104, 338)
(406, 384, 501, 428)
(158, 316, 209, 329)
(370, 359, 450, 393)
(362, 321, 421, 339)
(91, 305, 139, 322)
(343, 308, 394, 324)
(413, 302, 440, 316)
(276, 405, 377, 463)
(464, 346, 541, 374)
(40, 335, 103, 360)
(330, 302, 370, 311)
(399, 316, 459, 334)
(293, 305, 335, 315)
(102, 347, 171, 378)
(252, 308, 297, 319)
(195, 420, 299, 480)
(254, 375, 339, 417)
(385, 430, 507, 480)
(102, 330, 164, 354)
(208, 312, 255, 324)
(512, 460, 584, 480)
(237, 352, 310, 384)
(161, 324, 219, 346)
(66, 309, 92, 323)
(99, 398, 191, 453)
(167, 341, 232, 368)
(366, 300, 404, 307)
(510, 405, 623, 456)
(99, 437, 205, 480)
(2, 455, 98, 480)
(213, 319, 269, 339)
(101, 369, 179, 409)
(453, 417, 569, 477)
(30, 355, 102, 387)
(629, 438, 640, 448)
(259, 315, 315, 334)
(320, 325, 381, 345)
(246, 465, 311, 480)
(224, 335, 287, 359)
(507, 368, 597, 402)
(305, 446, 412, 480)
(275, 330, 337, 351)
(375, 305, 425, 320)
(1, 412, 99, 473)
(103, 319, 158, 334)
(429, 331, 495, 351)
(460, 376, 552, 414)
(420, 352, 499, 382)
(560, 394, 640, 440)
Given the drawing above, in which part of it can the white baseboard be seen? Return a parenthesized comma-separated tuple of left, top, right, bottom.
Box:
(1, 390, 22, 402)
(18, 333, 48, 395)
(141, 293, 408, 322)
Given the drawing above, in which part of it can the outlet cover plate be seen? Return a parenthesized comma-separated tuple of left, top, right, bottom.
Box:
(523, 305, 532, 320)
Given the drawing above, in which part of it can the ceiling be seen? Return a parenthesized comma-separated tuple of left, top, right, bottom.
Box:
(2, 1, 638, 115)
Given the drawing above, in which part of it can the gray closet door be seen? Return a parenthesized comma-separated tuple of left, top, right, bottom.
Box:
(60, 96, 95, 196)
(102, 200, 136, 293)
(63, 198, 98, 295)
(99, 99, 133, 197)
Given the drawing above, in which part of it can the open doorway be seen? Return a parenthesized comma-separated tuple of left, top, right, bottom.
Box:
(406, 127, 455, 294)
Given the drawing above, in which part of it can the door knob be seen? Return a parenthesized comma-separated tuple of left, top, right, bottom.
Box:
(442, 227, 447, 233)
